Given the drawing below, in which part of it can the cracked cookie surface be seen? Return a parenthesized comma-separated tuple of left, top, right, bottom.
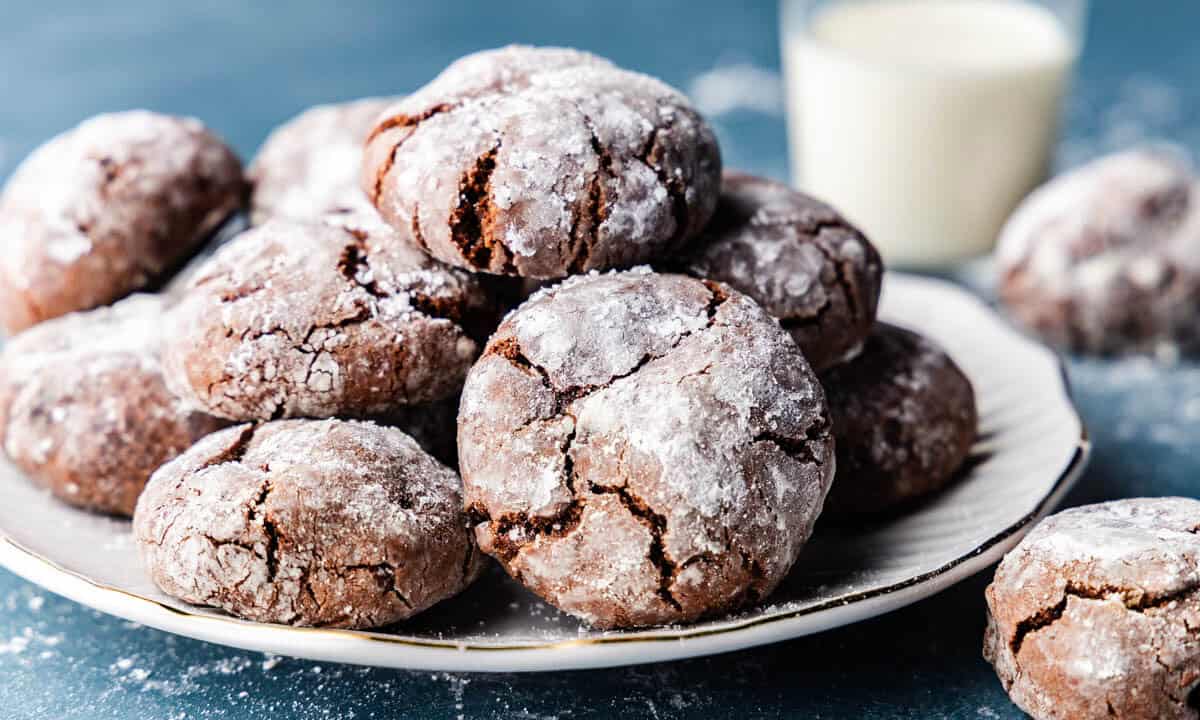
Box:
(0, 295, 228, 516)
(163, 211, 496, 421)
(361, 45, 722, 279)
(996, 148, 1200, 356)
(0, 110, 245, 334)
(984, 498, 1200, 719)
(672, 171, 882, 372)
(134, 419, 482, 628)
(819, 323, 977, 515)
(249, 97, 397, 224)
(457, 269, 834, 628)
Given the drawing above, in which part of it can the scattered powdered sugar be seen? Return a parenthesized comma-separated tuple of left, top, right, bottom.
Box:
(0, 626, 63, 656)
(688, 61, 785, 117)
(1059, 75, 1192, 170)
(1071, 355, 1200, 448)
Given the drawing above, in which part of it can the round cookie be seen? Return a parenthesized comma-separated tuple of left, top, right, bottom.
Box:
(0, 110, 245, 334)
(134, 419, 482, 628)
(249, 97, 397, 224)
(163, 209, 496, 421)
(674, 171, 883, 372)
(985, 498, 1200, 720)
(362, 45, 722, 279)
(996, 148, 1200, 356)
(458, 269, 834, 629)
(819, 323, 977, 515)
(0, 295, 228, 516)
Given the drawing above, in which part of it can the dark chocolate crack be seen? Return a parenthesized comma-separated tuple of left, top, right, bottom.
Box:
(752, 415, 831, 467)
(637, 114, 690, 249)
(491, 280, 729, 422)
(590, 481, 682, 612)
(567, 105, 615, 274)
(197, 424, 259, 471)
(450, 144, 515, 273)
(1011, 581, 1200, 656)
(347, 562, 415, 610)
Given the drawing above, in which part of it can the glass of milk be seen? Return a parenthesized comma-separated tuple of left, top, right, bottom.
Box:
(781, 0, 1087, 268)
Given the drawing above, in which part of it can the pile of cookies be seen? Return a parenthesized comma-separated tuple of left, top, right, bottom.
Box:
(0, 46, 979, 631)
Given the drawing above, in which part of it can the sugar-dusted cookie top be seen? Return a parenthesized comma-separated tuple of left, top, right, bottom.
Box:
(997, 148, 1200, 356)
(163, 212, 497, 421)
(362, 46, 721, 279)
(675, 171, 883, 372)
(458, 269, 833, 628)
(985, 497, 1200, 720)
(249, 97, 397, 224)
(0, 110, 244, 333)
(134, 419, 482, 628)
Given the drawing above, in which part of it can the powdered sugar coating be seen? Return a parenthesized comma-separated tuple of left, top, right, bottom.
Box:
(163, 213, 496, 421)
(458, 270, 834, 628)
(0, 110, 244, 333)
(996, 148, 1200, 355)
(985, 498, 1200, 719)
(249, 97, 397, 224)
(674, 172, 883, 372)
(0, 295, 228, 515)
(820, 323, 977, 515)
(134, 419, 482, 628)
(362, 45, 722, 279)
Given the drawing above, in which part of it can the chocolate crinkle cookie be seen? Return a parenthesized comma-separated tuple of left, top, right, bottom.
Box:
(362, 45, 722, 279)
(673, 171, 883, 372)
(163, 209, 497, 421)
(985, 498, 1200, 720)
(249, 97, 397, 224)
(134, 419, 482, 628)
(819, 323, 977, 515)
(996, 148, 1200, 357)
(458, 269, 834, 629)
(0, 110, 245, 334)
(0, 294, 228, 516)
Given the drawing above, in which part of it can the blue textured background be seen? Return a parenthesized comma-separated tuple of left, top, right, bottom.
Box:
(2, 2, 1199, 718)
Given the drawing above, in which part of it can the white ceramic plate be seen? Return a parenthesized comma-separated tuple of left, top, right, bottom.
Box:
(0, 273, 1088, 672)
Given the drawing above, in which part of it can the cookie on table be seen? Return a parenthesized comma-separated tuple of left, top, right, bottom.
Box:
(163, 209, 497, 421)
(362, 45, 722, 279)
(458, 269, 834, 629)
(249, 97, 397, 224)
(673, 171, 883, 372)
(0, 295, 228, 516)
(996, 148, 1200, 357)
(0, 110, 244, 334)
(819, 323, 977, 515)
(134, 419, 482, 628)
(985, 498, 1200, 720)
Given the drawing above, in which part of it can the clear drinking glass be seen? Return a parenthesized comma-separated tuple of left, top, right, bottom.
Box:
(780, 0, 1088, 268)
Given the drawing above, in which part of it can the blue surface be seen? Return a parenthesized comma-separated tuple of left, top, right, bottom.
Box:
(2, 1, 1199, 718)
